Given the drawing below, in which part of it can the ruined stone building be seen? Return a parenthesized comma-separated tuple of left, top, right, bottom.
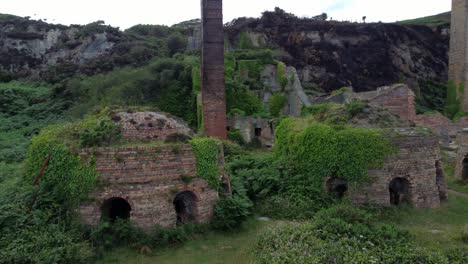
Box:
(340, 134, 447, 208)
(312, 84, 449, 208)
(79, 112, 223, 230)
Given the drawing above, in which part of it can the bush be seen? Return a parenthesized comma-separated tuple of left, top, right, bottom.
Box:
(167, 33, 187, 56)
(277, 62, 288, 90)
(238, 31, 254, 49)
(268, 93, 287, 117)
(445, 80, 464, 120)
(80, 119, 121, 147)
(345, 99, 366, 117)
(89, 219, 147, 251)
(228, 130, 247, 146)
(227, 154, 280, 201)
(275, 119, 393, 187)
(254, 205, 449, 264)
(212, 195, 252, 231)
(148, 224, 208, 247)
(0, 224, 94, 264)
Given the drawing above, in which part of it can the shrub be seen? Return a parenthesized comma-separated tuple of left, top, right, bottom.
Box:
(228, 130, 247, 146)
(212, 195, 252, 231)
(167, 33, 187, 56)
(268, 93, 287, 117)
(238, 31, 254, 49)
(0, 223, 94, 264)
(80, 119, 121, 147)
(254, 205, 448, 264)
(345, 99, 366, 117)
(445, 80, 464, 119)
(275, 119, 393, 187)
(89, 219, 147, 251)
(277, 62, 288, 90)
(227, 154, 280, 201)
(148, 224, 208, 247)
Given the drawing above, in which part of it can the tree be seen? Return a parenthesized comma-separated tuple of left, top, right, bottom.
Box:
(167, 33, 187, 56)
(313, 13, 328, 21)
(362, 16, 367, 23)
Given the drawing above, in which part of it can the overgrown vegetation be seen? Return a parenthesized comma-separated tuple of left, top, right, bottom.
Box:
(268, 93, 287, 117)
(190, 138, 222, 189)
(275, 118, 393, 185)
(254, 204, 466, 263)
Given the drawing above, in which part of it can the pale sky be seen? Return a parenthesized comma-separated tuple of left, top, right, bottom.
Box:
(1, 0, 451, 29)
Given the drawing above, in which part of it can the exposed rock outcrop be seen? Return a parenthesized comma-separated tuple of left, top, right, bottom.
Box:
(226, 10, 449, 93)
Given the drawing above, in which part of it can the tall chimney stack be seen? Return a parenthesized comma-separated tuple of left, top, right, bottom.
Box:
(201, 0, 227, 139)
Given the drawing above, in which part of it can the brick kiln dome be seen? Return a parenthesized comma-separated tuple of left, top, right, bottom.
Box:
(113, 111, 193, 141)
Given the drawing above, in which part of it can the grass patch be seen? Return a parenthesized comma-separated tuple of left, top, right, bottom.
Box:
(383, 195, 468, 250)
(96, 218, 273, 264)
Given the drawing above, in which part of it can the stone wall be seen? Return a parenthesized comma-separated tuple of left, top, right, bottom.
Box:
(114, 111, 193, 141)
(227, 116, 274, 146)
(78, 144, 219, 230)
(348, 136, 446, 208)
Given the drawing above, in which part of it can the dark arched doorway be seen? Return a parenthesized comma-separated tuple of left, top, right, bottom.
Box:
(326, 178, 348, 198)
(173, 191, 197, 225)
(389, 178, 410, 206)
(101, 197, 131, 221)
(462, 155, 468, 180)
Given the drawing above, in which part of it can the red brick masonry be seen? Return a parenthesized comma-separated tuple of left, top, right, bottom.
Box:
(78, 144, 218, 230)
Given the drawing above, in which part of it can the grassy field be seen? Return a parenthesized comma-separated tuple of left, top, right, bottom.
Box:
(98, 188, 468, 264)
(97, 219, 273, 264)
(384, 192, 468, 250)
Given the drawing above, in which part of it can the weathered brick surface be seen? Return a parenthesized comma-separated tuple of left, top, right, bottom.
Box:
(449, 0, 468, 111)
(114, 111, 192, 141)
(349, 136, 446, 208)
(78, 145, 219, 230)
(369, 85, 416, 121)
(201, 0, 227, 139)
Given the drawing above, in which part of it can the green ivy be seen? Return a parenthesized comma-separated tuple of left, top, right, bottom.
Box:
(190, 137, 221, 189)
(274, 118, 393, 186)
(25, 124, 98, 208)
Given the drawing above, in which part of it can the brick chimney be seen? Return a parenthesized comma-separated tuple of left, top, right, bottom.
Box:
(201, 0, 227, 139)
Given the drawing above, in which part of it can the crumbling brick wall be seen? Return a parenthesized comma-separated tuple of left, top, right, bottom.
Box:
(113, 112, 193, 142)
(348, 136, 446, 208)
(78, 144, 218, 230)
(364, 85, 417, 122)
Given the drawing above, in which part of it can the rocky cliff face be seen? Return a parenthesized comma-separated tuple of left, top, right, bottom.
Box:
(0, 11, 449, 94)
(0, 16, 160, 82)
(226, 10, 449, 93)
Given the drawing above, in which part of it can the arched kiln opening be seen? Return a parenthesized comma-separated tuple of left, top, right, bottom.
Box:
(173, 191, 197, 225)
(389, 178, 410, 206)
(101, 197, 131, 221)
